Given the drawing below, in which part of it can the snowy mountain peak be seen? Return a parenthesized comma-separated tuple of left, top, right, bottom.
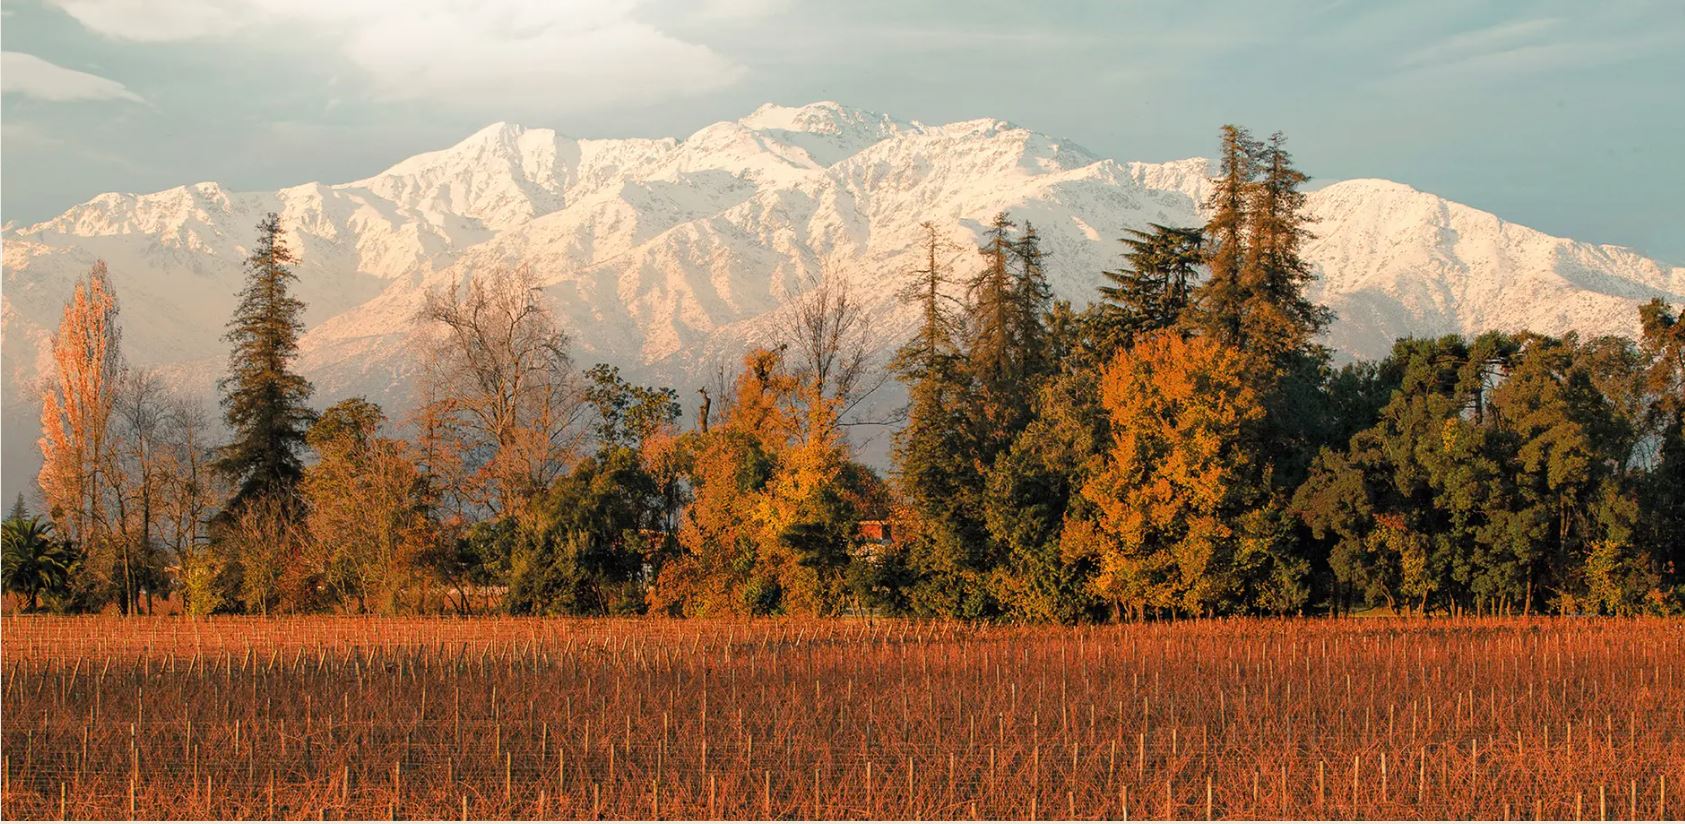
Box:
(739, 101, 903, 136)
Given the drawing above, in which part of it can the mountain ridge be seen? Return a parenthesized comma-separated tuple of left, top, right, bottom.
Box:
(5, 101, 1682, 498)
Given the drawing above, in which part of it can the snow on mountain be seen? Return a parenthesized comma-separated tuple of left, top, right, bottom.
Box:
(4, 101, 1682, 499)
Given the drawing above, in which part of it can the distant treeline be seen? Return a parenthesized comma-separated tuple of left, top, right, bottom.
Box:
(5, 126, 1682, 620)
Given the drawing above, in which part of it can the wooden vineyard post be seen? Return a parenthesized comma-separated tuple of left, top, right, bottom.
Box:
(1353, 753, 1360, 815)
(866, 761, 873, 816)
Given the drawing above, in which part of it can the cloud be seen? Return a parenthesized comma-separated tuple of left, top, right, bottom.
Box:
(43, 0, 749, 111)
(1388, 15, 1679, 86)
(0, 52, 143, 102)
(1397, 17, 1564, 71)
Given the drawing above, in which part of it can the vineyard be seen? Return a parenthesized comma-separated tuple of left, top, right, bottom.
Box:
(1, 615, 1680, 820)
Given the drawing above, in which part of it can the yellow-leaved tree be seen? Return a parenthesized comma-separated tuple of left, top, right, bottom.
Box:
(1066, 330, 1264, 619)
(38, 261, 124, 607)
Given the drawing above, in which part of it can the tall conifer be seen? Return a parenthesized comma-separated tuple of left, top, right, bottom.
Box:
(217, 213, 314, 514)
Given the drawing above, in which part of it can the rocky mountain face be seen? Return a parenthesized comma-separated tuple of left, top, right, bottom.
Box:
(5, 101, 1681, 497)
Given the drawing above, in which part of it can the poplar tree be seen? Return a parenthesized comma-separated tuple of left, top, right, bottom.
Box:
(38, 261, 123, 550)
(217, 213, 314, 515)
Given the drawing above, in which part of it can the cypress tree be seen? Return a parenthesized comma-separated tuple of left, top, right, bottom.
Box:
(217, 212, 314, 515)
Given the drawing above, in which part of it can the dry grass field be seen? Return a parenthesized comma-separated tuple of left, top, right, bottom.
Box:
(1, 615, 1680, 820)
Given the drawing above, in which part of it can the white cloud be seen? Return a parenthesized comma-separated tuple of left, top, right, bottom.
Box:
(43, 0, 749, 111)
(1397, 17, 1564, 71)
(0, 52, 143, 102)
(47, 0, 252, 41)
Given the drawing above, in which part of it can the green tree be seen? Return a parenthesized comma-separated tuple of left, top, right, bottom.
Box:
(1098, 224, 1203, 350)
(508, 447, 668, 615)
(1638, 299, 1685, 585)
(302, 398, 434, 614)
(216, 213, 314, 515)
(1243, 132, 1332, 361)
(3, 507, 77, 612)
(584, 364, 681, 451)
(893, 223, 991, 617)
(1185, 125, 1260, 346)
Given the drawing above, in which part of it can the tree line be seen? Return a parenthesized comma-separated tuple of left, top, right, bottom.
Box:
(5, 127, 1682, 619)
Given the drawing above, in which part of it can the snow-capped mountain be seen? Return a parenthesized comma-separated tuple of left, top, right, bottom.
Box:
(5, 101, 1682, 498)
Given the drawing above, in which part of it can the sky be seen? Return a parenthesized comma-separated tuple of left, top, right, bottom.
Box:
(2, 0, 1683, 264)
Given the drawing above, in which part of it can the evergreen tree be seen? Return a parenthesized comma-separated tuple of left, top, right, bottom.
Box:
(1098, 224, 1203, 349)
(894, 222, 963, 378)
(1186, 125, 1260, 345)
(968, 212, 1022, 453)
(1244, 132, 1332, 360)
(893, 222, 991, 617)
(1010, 222, 1055, 381)
(984, 303, 1111, 623)
(217, 213, 314, 515)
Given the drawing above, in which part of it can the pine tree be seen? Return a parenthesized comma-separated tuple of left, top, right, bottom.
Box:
(894, 222, 962, 378)
(968, 213, 1020, 448)
(1098, 224, 1203, 349)
(1244, 132, 1332, 361)
(1186, 125, 1260, 345)
(1010, 222, 1054, 381)
(892, 222, 990, 617)
(967, 214, 1054, 459)
(217, 213, 314, 515)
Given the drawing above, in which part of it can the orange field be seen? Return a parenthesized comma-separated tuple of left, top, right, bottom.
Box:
(1, 615, 1680, 820)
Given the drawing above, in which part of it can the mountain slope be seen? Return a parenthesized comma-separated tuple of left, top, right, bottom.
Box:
(5, 101, 1682, 499)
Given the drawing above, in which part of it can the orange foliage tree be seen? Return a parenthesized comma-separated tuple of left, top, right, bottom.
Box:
(1066, 330, 1265, 619)
(37, 260, 123, 558)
